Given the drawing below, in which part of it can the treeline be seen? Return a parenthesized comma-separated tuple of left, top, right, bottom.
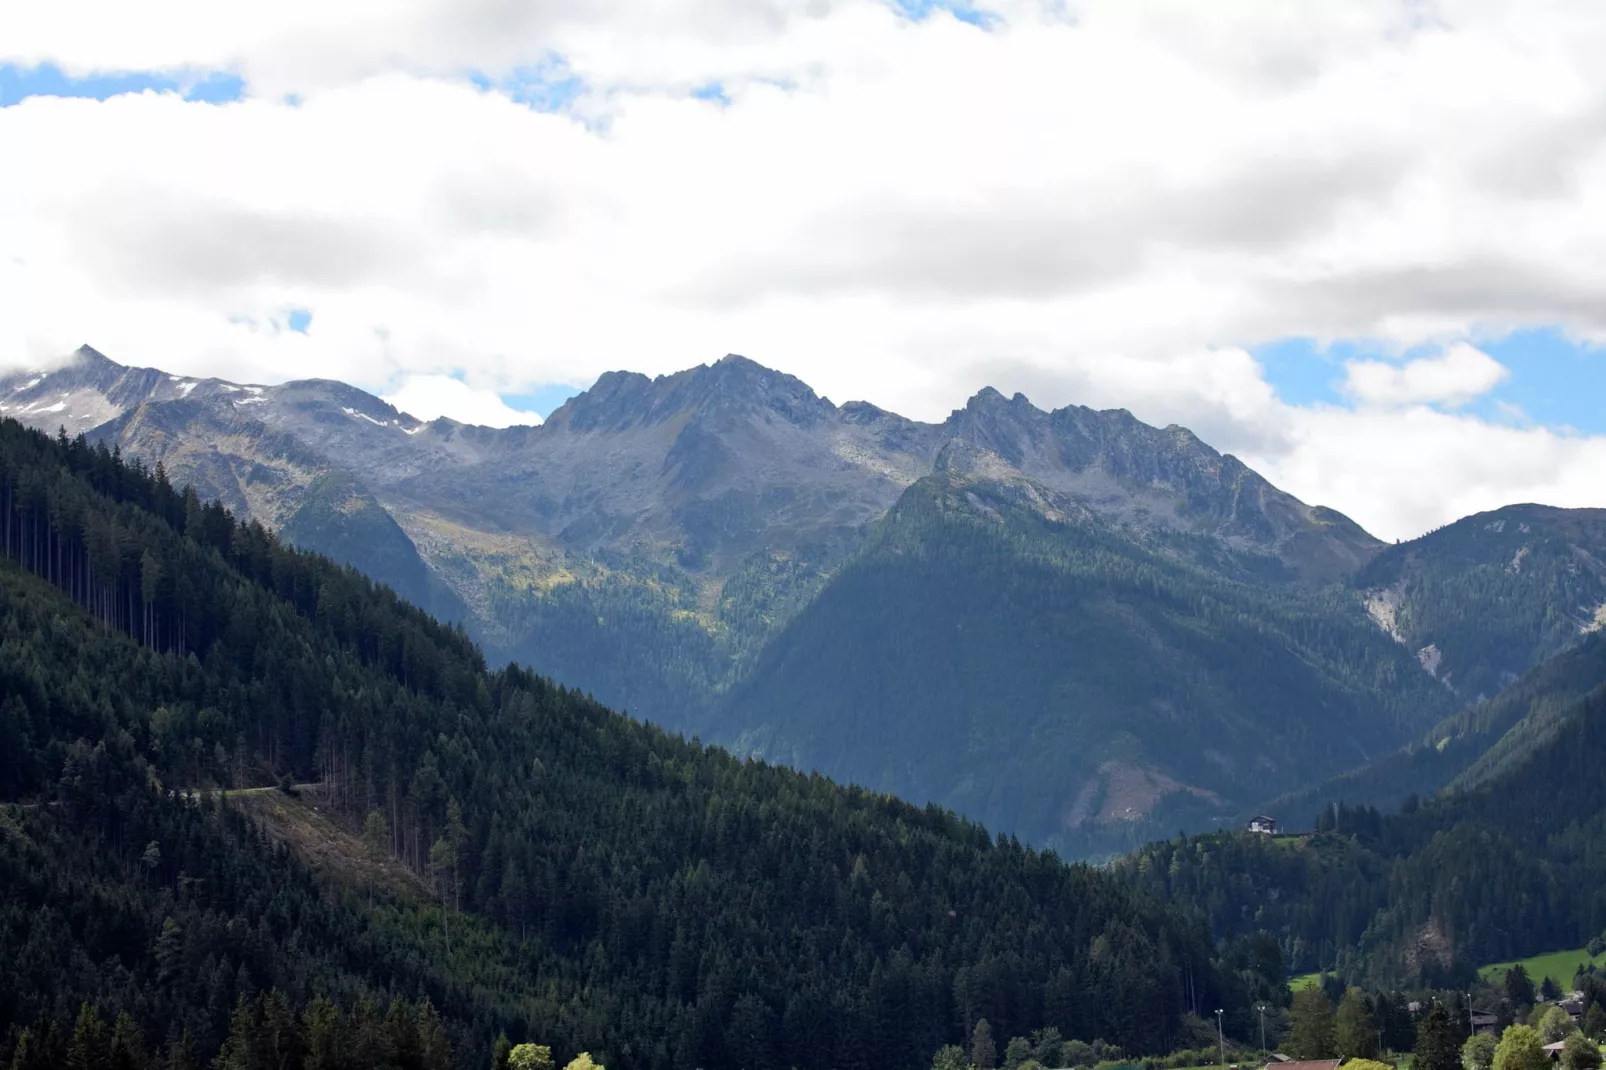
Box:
(7, 990, 455, 1070)
(0, 418, 1255, 1070)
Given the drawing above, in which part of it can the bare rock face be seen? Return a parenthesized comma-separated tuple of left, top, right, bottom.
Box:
(1, 346, 1381, 591)
(934, 386, 1381, 582)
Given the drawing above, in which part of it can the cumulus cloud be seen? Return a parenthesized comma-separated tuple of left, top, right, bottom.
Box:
(1341, 344, 1511, 409)
(1242, 403, 1606, 544)
(4, 0, 1606, 537)
(383, 374, 543, 428)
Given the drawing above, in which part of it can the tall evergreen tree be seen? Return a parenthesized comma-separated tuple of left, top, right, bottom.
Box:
(1506, 968, 1537, 1012)
(1336, 988, 1379, 1060)
(1286, 990, 1336, 1060)
(67, 1004, 106, 1070)
(972, 1021, 998, 1070)
(1417, 1003, 1463, 1070)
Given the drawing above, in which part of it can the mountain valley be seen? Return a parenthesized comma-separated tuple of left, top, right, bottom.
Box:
(7, 347, 1606, 855)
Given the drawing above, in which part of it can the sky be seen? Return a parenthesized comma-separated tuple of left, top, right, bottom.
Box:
(3, 1, 1606, 541)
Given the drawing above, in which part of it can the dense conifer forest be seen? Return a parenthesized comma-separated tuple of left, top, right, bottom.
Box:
(0, 418, 1276, 1070)
(1119, 644, 1606, 986)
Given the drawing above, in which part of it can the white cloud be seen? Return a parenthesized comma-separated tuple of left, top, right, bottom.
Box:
(1241, 402, 1606, 544)
(3, 1, 1606, 538)
(1341, 343, 1511, 408)
(383, 374, 543, 427)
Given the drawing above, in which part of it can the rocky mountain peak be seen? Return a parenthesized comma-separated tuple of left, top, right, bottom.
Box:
(550, 353, 836, 433)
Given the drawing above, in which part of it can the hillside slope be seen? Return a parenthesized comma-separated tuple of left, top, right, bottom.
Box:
(1118, 631, 1606, 987)
(1353, 504, 1606, 701)
(0, 417, 1263, 1069)
(711, 472, 1452, 856)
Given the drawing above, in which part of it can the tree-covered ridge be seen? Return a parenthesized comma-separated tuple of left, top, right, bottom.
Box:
(712, 473, 1454, 857)
(1353, 503, 1606, 702)
(1118, 647, 1606, 988)
(1263, 631, 1606, 829)
(0, 418, 1257, 1070)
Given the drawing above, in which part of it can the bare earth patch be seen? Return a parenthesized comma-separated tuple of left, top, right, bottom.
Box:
(223, 786, 430, 901)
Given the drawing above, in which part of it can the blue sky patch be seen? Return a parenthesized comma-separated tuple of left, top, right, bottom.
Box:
(0, 62, 244, 106)
(287, 309, 313, 334)
(469, 58, 585, 114)
(502, 383, 588, 418)
(692, 82, 730, 105)
(1254, 329, 1606, 434)
(889, 0, 999, 28)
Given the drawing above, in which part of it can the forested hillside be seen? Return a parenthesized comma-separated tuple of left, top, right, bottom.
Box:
(0, 419, 1265, 1070)
(1353, 504, 1606, 701)
(713, 473, 1454, 857)
(1265, 632, 1606, 828)
(1119, 635, 1606, 987)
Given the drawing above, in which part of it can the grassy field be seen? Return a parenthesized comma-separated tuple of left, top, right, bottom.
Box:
(1479, 946, 1605, 988)
(1289, 972, 1323, 991)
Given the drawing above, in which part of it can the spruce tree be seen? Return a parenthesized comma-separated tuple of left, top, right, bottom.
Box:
(972, 1020, 998, 1070)
(1336, 988, 1379, 1060)
(1287, 989, 1337, 1060)
(67, 1004, 106, 1070)
(1416, 1003, 1462, 1070)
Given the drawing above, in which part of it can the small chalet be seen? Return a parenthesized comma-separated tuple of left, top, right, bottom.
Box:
(1470, 1010, 1500, 1035)
(1544, 1042, 1567, 1062)
(1558, 998, 1585, 1023)
(1247, 815, 1278, 835)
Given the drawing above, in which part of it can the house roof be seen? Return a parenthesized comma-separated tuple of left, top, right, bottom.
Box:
(1543, 1042, 1568, 1054)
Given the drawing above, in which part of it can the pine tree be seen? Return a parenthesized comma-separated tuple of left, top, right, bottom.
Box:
(416, 1001, 453, 1070)
(1417, 1003, 1462, 1070)
(1287, 989, 1336, 1060)
(972, 1020, 998, 1070)
(107, 1012, 146, 1070)
(161, 1031, 197, 1070)
(301, 996, 344, 1070)
(1336, 988, 1379, 1060)
(67, 1004, 107, 1070)
(1506, 968, 1537, 1012)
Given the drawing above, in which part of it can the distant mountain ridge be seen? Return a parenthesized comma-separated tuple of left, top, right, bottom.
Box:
(4, 344, 1601, 854)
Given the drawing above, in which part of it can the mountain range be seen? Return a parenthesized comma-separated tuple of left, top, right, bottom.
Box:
(6, 345, 1606, 854)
